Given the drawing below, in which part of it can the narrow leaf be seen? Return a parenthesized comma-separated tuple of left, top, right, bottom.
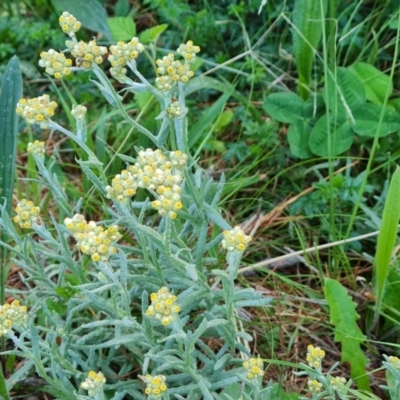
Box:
(292, 0, 327, 99)
(375, 166, 400, 310)
(0, 56, 22, 213)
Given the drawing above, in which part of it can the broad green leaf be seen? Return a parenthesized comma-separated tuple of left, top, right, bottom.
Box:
(107, 17, 136, 41)
(348, 62, 393, 104)
(324, 278, 371, 391)
(115, 0, 130, 16)
(309, 114, 353, 156)
(301, 93, 325, 119)
(375, 167, 400, 312)
(292, 0, 327, 99)
(53, 0, 111, 39)
(263, 92, 304, 123)
(324, 67, 366, 115)
(287, 119, 313, 159)
(139, 24, 169, 44)
(352, 104, 400, 137)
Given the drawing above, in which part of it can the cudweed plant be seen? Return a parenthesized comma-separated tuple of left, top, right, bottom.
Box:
(295, 344, 356, 400)
(0, 12, 274, 400)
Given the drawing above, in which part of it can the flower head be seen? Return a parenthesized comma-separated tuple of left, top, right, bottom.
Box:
(105, 169, 138, 204)
(81, 371, 106, 397)
(27, 140, 45, 158)
(0, 300, 28, 336)
(16, 95, 57, 129)
(167, 101, 182, 118)
(177, 40, 200, 64)
(59, 11, 81, 37)
(64, 214, 121, 262)
(155, 52, 194, 91)
(71, 104, 87, 120)
(107, 148, 187, 218)
(387, 355, 400, 370)
(14, 199, 40, 229)
(155, 75, 173, 91)
(243, 357, 264, 380)
(221, 226, 251, 252)
(306, 344, 325, 369)
(39, 49, 72, 79)
(307, 379, 323, 393)
(108, 37, 144, 81)
(67, 39, 108, 69)
(142, 374, 167, 398)
(330, 376, 347, 393)
(145, 287, 180, 326)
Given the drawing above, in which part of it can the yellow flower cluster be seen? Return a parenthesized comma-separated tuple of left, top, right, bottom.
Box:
(27, 140, 45, 157)
(0, 300, 28, 337)
(106, 149, 188, 219)
(66, 39, 108, 69)
(243, 357, 264, 380)
(167, 101, 182, 118)
(307, 379, 323, 393)
(106, 169, 138, 204)
(64, 214, 122, 262)
(388, 356, 400, 370)
(155, 54, 194, 91)
(145, 287, 180, 326)
(143, 374, 167, 397)
(71, 104, 87, 120)
(14, 199, 40, 229)
(155, 41, 199, 91)
(16, 94, 57, 129)
(38, 49, 72, 79)
(330, 376, 347, 392)
(59, 11, 81, 37)
(80, 371, 106, 397)
(221, 226, 252, 252)
(176, 40, 200, 64)
(306, 344, 325, 369)
(108, 37, 145, 81)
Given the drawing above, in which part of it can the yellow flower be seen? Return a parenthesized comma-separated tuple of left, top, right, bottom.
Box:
(142, 374, 167, 398)
(39, 49, 72, 78)
(221, 226, 252, 252)
(59, 11, 81, 37)
(306, 344, 325, 369)
(243, 356, 264, 380)
(145, 287, 180, 326)
(14, 199, 40, 229)
(16, 95, 57, 129)
(81, 371, 106, 397)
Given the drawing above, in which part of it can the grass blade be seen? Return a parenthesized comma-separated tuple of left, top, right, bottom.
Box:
(292, 0, 327, 99)
(0, 56, 22, 215)
(0, 55, 22, 297)
(0, 55, 21, 400)
(374, 166, 400, 315)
